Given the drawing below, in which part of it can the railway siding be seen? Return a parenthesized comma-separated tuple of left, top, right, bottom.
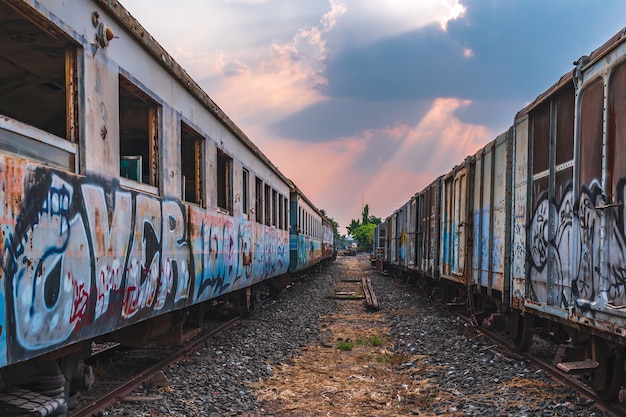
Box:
(97, 255, 614, 416)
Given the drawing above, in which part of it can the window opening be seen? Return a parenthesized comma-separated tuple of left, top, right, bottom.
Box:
(265, 184, 271, 225)
(272, 189, 278, 227)
(217, 150, 232, 214)
(279, 194, 284, 229)
(119, 76, 159, 187)
(181, 123, 203, 205)
(284, 197, 288, 231)
(255, 178, 263, 224)
(0, 2, 77, 170)
(242, 168, 249, 214)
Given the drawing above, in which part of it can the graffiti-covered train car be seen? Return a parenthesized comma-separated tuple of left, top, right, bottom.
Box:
(511, 30, 626, 399)
(322, 217, 335, 266)
(289, 186, 325, 273)
(380, 26, 626, 401)
(0, 0, 332, 412)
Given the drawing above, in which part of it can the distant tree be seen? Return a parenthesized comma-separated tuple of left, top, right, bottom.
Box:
(368, 215, 382, 225)
(352, 223, 376, 250)
(347, 219, 361, 236)
(362, 204, 370, 225)
(348, 204, 382, 237)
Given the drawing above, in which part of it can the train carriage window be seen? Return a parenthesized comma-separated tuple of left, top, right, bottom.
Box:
(609, 62, 626, 197)
(217, 150, 233, 214)
(272, 189, 278, 227)
(181, 123, 203, 205)
(265, 184, 271, 225)
(531, 101, 551, 208)
(119, 76, 160, 188)
(284, 197, 288, 230)
(279, 194, 284, 229)
(242, 168, 249, 214)
(0, 2, 78, 171)
(255, 177, 263, 224)
(579, 80, 604, 188)
(555, 86, 575, 203)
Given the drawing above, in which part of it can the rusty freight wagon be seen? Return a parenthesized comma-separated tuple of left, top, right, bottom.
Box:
(379, 25, 626, 402)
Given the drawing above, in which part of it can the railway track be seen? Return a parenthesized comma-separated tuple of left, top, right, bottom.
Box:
(69, 317, 240, 417)
(443, 306, 626, 416)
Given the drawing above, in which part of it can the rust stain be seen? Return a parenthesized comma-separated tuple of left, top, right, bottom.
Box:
(94, 207, 106, 255)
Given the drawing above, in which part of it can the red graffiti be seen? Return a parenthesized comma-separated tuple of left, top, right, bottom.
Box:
(70, 274, 88, 323)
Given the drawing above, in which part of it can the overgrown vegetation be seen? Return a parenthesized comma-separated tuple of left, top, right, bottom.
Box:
(355, 335, 384, 347)
(336, 341, 354, 351)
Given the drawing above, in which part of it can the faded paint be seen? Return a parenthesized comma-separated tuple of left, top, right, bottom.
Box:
(0, 155, 290, 366)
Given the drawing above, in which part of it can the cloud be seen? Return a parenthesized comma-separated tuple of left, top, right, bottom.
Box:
(273, 97, 494, 231)
(330, 0, 468, 47)
(273, 98, 433, 142)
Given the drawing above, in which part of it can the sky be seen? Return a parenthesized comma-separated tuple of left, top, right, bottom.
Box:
(122, 0, 626, 234)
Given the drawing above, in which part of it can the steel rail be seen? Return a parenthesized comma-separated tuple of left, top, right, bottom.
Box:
(455, 313, 626, 417)
(70, 316, 240, 417)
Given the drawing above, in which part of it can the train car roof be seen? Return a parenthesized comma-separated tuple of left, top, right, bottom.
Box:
(516, 26, 626, 119)
(94, 0, 292, 186)
(290, 184, 324, 217)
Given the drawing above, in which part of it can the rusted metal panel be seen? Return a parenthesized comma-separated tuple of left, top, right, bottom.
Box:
(527, 81, 576, 310)
(395, 201, 410, 271)
(440, 162, 469, 285)
(389, 210, 398, 268)
(490, 134, 509, 293)
(469, 132, 511, 296)
(512, 115, 529, 299)
(419, 178, 441, 278)
(407, 195, 417, 269)
(520, 38, 626, 336)
(412, 192, 423, 273)
(472, 144, 492, 289)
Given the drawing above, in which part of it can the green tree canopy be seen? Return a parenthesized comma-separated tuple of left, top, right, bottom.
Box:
(352, 223, 376, 250)
(346, 219, 361, 236)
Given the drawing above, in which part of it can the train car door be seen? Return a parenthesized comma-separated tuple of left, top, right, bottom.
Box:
(407, 196, 417, 270)
(440, 163, 468, 284)
(574, 60, 626, 314)
(527, 82, 575, 309)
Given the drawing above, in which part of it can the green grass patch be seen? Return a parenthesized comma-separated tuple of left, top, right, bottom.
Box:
(355, 335, 384, 347)
(336, 341, 354, 351)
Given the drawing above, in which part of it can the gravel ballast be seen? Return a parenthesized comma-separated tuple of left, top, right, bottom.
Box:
(100, 256, 614, 417)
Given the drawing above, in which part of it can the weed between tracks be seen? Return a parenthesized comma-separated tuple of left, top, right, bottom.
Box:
(252, 257, 597, 417)
(253, 257, 439, 417)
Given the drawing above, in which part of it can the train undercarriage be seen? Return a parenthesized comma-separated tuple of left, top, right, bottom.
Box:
(386, 264, 626, 403)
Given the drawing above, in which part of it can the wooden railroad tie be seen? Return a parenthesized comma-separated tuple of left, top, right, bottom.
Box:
(361, 276, 380, 311)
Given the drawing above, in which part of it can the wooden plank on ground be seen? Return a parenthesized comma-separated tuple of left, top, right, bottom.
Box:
(361, 276, 380, 310)
(556, 360, 599, 374)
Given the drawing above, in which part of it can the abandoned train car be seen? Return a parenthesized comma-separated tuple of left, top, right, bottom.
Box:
(0, 0, 332, 413)
(378, 26, 626, 401)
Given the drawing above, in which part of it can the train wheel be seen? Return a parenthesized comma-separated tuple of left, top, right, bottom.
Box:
(511, 311, 534, 351)
(589, 338, 624, 401)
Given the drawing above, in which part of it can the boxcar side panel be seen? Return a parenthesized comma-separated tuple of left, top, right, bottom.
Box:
(512, 116, 529, 300)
